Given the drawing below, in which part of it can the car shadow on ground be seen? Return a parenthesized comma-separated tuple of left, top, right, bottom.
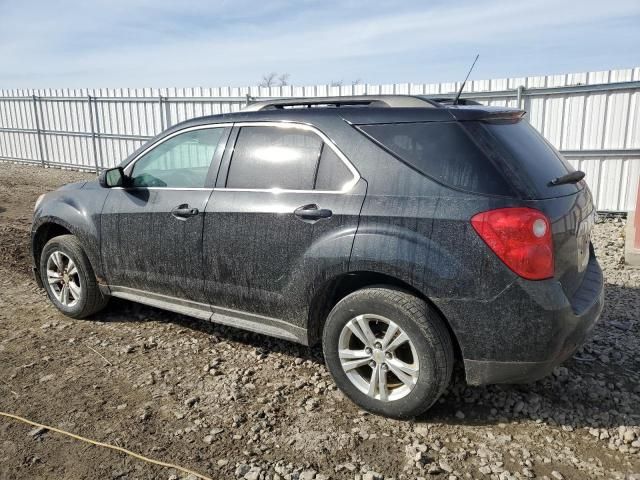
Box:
(91, 282, 639, 431)
(92, 297, 322, 363)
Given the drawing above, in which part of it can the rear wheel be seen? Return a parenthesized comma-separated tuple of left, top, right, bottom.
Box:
(322, 287, 454, 418)
(39, 235, 108, 318)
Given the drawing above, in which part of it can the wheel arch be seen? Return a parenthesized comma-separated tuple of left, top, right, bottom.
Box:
(32, 221, 73, 268)
(306, 270, 463, 362)
(31, 217, 104, 286)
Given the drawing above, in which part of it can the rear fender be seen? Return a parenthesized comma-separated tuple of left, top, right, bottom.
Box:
(279, 226, 358, 329)
(349, 224, 470, 298)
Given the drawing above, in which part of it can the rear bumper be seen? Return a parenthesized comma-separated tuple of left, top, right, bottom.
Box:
(443, 254, 604, 385)
(464, 281, 602, 382)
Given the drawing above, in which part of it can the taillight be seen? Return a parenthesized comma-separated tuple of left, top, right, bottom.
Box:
(471, 207, 554, 280)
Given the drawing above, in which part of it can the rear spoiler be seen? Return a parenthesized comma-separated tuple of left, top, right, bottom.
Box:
(447, 106, 526, 122)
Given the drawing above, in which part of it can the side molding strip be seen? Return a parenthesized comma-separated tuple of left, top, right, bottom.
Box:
(108, 286, 307, 345)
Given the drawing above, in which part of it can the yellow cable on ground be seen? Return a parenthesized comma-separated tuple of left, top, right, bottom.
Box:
(0, 411, 214, 480)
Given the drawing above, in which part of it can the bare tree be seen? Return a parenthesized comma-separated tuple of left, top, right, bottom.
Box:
(259, 72, 291, 87)
(259, 72, 278, 88)
(277, 73, 290, 87)
(330, 79, 363, 87)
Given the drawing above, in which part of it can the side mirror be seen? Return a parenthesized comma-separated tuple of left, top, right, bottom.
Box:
(99, 167, 126, 188)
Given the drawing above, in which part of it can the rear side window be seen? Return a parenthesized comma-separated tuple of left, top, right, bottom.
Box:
(226, 126, 321, 190)
(359, 122, 514, 196)
(314, 144, 353, 191)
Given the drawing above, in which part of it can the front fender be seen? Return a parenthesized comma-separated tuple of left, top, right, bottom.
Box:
(32, 186, 108, 279)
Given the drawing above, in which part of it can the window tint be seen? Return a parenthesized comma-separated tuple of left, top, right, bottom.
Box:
(314, 144, 353, 191)
(226, 126, 322, 190)
(359, 122, 513, 196)
(479, 121, 579, 199)
(131, 128, 223, 188)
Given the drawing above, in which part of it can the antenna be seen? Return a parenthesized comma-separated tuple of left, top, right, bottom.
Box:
(453, 54, 479, 105)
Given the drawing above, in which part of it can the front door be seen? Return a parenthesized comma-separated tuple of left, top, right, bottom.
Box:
(203, 123, 365, 323)
(100, 125, 229, 302)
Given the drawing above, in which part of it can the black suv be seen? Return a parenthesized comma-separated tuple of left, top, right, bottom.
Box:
(31, 95, 604, 418)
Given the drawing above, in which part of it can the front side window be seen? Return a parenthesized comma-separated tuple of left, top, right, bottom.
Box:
(226, 126, 322, 190)
(130, 127, 224, 188)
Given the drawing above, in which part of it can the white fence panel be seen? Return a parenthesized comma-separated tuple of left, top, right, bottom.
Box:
(1, 66, 639, 212)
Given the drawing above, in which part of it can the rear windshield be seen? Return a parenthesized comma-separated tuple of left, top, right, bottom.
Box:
(358, 122, 514, 196)
(476, 121, 580, 199)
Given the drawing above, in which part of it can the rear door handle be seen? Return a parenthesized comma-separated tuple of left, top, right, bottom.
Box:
(294, 204, 333, 221)
(171, 204, 199, 219)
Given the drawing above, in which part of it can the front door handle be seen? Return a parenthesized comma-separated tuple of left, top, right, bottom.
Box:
(294, 204, 333, 221)
(171, 204, 199, 219)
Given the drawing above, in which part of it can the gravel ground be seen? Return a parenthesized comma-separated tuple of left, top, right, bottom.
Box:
(0, 162, 638, 480)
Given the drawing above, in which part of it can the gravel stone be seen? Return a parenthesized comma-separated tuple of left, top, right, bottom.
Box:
(299, 469, 317, 480)
(235, 464, 250, 477)
(244, 467, 262, 480)
(1, 166, 639, 480)
(362, 472, 382, 480)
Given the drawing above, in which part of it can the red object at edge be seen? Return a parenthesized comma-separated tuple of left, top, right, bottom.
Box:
(635, 178, 640, 249)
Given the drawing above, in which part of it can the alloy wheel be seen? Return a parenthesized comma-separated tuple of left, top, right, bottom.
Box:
(338, 314, 419, 402)
(46, 250, 81, 308)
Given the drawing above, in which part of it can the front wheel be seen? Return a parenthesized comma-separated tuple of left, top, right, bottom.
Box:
(39, 234, 108, 319)
(322, 287, 454, 419)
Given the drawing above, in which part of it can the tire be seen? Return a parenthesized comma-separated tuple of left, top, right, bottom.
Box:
(322, 287, 454, 419)
(39, 234, 108, 319)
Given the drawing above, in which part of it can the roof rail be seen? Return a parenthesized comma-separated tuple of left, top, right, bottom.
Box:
(243, 95, 439, 111)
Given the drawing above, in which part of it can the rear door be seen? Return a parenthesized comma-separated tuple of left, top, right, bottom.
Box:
(101, 125, 230, 302)
(203, 122, 366, 322)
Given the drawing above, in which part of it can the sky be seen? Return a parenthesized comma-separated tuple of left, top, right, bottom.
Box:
(1, 0, 639, 89)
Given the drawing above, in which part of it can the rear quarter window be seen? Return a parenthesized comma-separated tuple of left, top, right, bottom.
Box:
(477, 121, 580, 199)
(314, 144, 353, 191)
(358, 122, 514, 196)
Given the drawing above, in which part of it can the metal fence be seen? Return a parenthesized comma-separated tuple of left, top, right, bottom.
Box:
(1, 67, 639, 212)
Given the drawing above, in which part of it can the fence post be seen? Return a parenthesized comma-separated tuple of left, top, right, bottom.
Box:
(91, 96, 104, 169)
(516, 85, 526, 110)
(87, 96, 100, 174)
(164, 96, 172, 129)
(31, 95, 46, 167)
(516, 85, 525, 110)
(158, 96, 166, 131)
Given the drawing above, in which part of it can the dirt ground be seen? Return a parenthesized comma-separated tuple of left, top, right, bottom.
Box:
(0, 162, 638, 480)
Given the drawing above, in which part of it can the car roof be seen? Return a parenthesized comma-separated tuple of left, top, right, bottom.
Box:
(163, 95, 524, 133)
(120, 96, 525, 169)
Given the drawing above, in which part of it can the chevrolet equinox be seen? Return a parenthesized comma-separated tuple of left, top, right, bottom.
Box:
(31, 95, 604, 418)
